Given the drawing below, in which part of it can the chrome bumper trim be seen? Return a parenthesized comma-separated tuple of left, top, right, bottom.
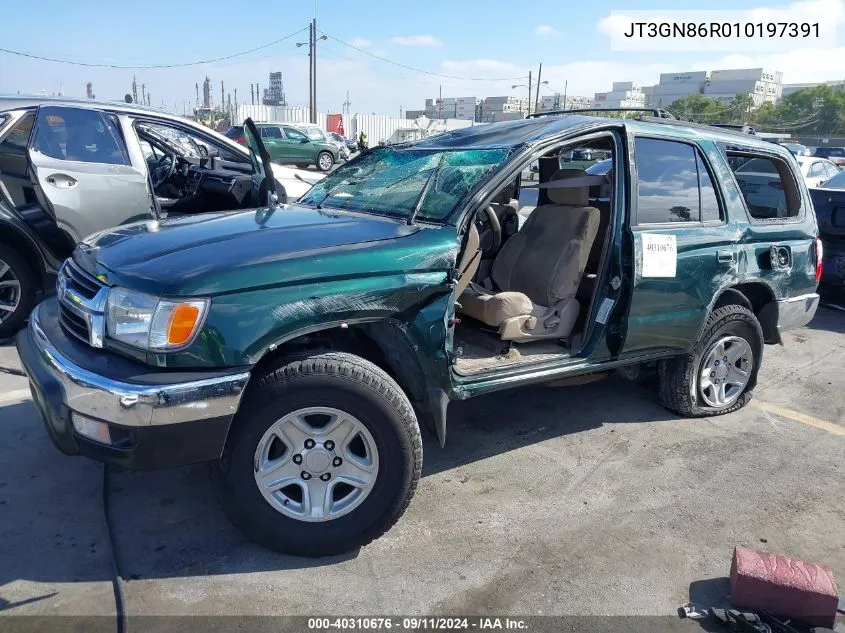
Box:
(30, 303, 250, 427)
(776, 293, 820, 333)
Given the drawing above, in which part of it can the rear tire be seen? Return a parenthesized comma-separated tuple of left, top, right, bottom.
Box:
(658, 305, 763, 417)
(0, 246, 36, 339)
(213, 352, 422, 556)
(317, 151, 334, 172)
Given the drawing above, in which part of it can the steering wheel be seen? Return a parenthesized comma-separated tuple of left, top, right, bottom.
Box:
(476, 205, 502, 257)
(151, 153, 177, 189)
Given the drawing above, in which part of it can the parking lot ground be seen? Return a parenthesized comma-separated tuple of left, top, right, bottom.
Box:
(1, 308, 843, 621)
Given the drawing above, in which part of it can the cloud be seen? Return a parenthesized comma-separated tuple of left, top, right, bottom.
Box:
(349, 38, 372, 48)
(391, 35, 443, 47)
(534, 25, 559, 36)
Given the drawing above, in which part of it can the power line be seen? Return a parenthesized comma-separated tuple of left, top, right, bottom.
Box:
(319, 31, 523, 82)
(0, 27, 308, 69)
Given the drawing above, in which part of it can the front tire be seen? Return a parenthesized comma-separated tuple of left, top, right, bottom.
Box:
(317, 151, 334, 172)
(0, 247, 36, 339)
(213, 352, 422, 556)
(658, 305, 763, 417)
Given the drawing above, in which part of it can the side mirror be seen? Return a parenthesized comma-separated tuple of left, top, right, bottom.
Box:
(300, 138, 309, 143)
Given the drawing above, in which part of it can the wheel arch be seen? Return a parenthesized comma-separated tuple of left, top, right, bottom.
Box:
(708, 281, 779, 344)
(0, 220, 52, 290)
(249, 318, 437, 440)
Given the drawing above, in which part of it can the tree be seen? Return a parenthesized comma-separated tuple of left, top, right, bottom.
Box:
(729, 93, 755, 123)
(666, 94, 724, 121)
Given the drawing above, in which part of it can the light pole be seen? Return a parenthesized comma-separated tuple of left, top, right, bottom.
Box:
(297, 25, 327, 123)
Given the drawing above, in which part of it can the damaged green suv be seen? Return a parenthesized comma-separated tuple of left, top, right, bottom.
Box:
(17, 114, 821, 556)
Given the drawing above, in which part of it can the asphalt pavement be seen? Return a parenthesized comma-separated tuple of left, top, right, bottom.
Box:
(0, 308, 843, 623)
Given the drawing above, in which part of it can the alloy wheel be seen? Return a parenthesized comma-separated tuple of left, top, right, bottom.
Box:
(318, 153, 333, 171)
(698, 335, 753, 408)
(253, 407, 379, 522)
(0, 259, 21, 325)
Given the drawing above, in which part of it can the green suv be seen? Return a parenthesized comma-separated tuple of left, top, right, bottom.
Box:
(17, 114, 821, 556)
(255, 122, 339, 171)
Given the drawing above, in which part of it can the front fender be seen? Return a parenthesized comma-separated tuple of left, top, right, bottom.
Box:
(167, 272, 451, 367)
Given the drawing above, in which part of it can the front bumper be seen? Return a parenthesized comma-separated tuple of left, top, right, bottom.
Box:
(776, 293, 820, 334)
(16, 300, 250, 470)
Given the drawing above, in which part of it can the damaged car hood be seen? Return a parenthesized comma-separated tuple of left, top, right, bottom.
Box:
(73, 205, 457, 296)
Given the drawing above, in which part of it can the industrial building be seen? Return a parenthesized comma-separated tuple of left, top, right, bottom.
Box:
(703, 68, 782, 106)
(263, 72, 287, 107)
(592, 81, 647, 109)
(781, 79, 845, 98)
(644, 68, 783, 109)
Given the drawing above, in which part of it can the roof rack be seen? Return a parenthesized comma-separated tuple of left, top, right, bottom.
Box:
(527, 107, 676, 120)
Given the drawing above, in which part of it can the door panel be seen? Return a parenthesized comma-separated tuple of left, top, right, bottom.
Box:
(622, 137, 735, 357)
(28, 106, 150, 241)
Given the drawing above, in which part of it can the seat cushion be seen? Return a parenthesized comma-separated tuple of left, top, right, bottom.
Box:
(459, 286, 533, 327)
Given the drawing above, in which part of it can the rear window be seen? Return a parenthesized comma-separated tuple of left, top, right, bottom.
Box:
(225, 126, 244, 138)
(817, 147, 844, 157)
(824, 171, 845, 188)
(728, 153, 800, 220)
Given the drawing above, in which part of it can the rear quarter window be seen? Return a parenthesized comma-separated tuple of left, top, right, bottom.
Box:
(729, 152, 801, 220)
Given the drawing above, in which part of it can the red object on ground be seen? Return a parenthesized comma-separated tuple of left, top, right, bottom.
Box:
(730, 545, 839, 628)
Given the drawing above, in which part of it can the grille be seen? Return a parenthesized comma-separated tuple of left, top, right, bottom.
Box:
(57, 259, 107, 347)
(63, 259, 102, 300)
(58, 303, 89, 344)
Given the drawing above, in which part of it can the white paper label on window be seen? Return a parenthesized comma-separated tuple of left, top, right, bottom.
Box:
(641, 233, 677, 278)
(596, 298, 616, 325)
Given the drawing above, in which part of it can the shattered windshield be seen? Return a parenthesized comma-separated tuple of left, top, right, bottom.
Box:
(299, 147, 510, 221)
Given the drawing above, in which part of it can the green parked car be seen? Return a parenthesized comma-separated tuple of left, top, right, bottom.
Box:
(255, 122, 339, 171)
(17, 114, 821, 556)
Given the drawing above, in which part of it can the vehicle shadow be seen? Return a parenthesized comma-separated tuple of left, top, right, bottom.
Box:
(804, 305, 845, 334)
(0, 375, 676, 591)
(682, 578, 732, 632)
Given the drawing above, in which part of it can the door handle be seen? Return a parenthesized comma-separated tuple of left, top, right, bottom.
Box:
(45, 174, 78, 189)
(717, 250, 734, 263)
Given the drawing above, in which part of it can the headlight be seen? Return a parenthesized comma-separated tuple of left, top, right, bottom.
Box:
(106, 288, 209, 351)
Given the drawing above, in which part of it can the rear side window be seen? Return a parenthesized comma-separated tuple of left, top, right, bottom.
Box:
(824, 162, 840, 179)
(32, 107, 129, 165)
(808, 162, 825, 178)
(729, 153, 800, 220)
(634, 137, 723, 224)
(260, 126, 283, 139)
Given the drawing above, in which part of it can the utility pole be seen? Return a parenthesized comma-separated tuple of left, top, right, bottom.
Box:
(439, 85, 442, 119)
(195, 83, 199, 109)
(562, 80, 568, 111)
(310, 19, 317, 123)
(141, 84, 146, 106)
(132, 75, 138, 104)
(234, 88, 238, 117)
(534, 63, 542, 115)
(527, 71, 532, 116)
(220, 81, 224, 113)
(343, 89, 351, 115)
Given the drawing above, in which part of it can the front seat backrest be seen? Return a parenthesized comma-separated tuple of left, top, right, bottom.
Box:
(490, 169, 600, 307)
(454, 222, 481, 299)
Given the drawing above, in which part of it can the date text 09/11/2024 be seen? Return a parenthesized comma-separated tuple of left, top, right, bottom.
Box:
(307, 617, 529, 630)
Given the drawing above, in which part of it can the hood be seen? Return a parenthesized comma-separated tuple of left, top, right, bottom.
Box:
(73, 205, 457, 296)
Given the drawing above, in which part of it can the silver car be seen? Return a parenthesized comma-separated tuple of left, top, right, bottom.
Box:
(0, 97, 307, 336)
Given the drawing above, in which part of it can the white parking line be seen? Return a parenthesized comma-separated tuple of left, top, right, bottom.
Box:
(0, 389, 31, 406)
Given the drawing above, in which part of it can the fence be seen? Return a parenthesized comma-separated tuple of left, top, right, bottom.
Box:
(234, 105, 474, 144)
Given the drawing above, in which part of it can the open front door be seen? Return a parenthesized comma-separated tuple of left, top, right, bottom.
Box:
(243, 118, 282, 206)
(28, 105, 150, 241)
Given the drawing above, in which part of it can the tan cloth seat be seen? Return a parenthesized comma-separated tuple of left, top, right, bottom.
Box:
(458, 169, 601, 342)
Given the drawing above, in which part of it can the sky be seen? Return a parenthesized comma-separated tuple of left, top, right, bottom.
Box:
(0, 0, 843, 116)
